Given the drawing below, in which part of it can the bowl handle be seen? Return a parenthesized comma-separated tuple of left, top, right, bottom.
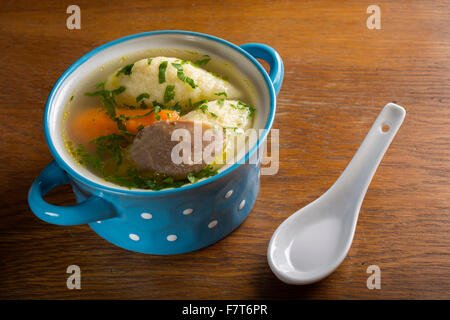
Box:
(28, 161, 117, 225)
(240, 43, 284, 96)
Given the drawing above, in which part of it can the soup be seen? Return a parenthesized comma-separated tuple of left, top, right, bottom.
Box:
(63, 50, 256, 190)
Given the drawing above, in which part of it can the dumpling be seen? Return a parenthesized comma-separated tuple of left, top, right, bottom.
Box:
(105, 57, 243, 111)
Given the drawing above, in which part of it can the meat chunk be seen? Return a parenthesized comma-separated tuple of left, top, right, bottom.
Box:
(129, 120, 224, 178)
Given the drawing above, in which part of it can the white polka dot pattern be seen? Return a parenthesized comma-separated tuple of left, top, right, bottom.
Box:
(129, 234, 140, 241)
(167, 235, 178, 242)
(141, 213, 152, 219)
(208, 220, 218, 229)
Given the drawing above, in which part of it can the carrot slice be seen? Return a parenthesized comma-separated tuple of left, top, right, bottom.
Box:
(68, 107, 180, 147)
(68, 108, 119, 147)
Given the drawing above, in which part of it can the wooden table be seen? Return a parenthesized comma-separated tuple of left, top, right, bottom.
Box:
(0, 0, 449, 299)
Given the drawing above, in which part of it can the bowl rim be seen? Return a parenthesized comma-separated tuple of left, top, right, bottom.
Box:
(44, 30, 276, 195)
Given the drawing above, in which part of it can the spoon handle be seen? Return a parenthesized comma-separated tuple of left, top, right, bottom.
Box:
(329, 103, 406, 205)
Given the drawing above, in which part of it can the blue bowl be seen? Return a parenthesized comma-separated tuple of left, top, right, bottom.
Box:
(28, 31, 284, 254)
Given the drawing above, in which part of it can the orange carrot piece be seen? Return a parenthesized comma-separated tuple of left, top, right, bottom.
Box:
(68, 107, 180, 146)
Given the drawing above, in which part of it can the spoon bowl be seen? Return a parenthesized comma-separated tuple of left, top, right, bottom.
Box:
(268, 103, 406, 284)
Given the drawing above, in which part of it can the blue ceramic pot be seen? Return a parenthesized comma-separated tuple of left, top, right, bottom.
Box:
(28, 31, 283, 254)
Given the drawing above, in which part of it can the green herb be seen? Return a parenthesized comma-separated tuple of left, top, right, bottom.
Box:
(137, 124, 144, 132)
(75, 144, 103, 173)
(193, 99, 208, 108)
(229, 101, 255, 118)
(209, 112, 218, 118)
(215, 91, 227, 97)
(186, 166, 218, 184)
(69, 95, 74, 102)
(152, 100, 166, 109)
(91, 133, 128, 165)
(193, 55, 211, 67)
(122, 104, 137, 110)
(119, 110, 153, 120)
(172, 102, 182, 114)
(238, 101, 255, 118)
(136, 93, 150, 103)
(147, 58, 152, 65)
(102, 162, 218, 191)
(218, 99, 224, 107)
(116, 63, 134, 76)
(154, 105, 162, 120)
(158, 61, 168, 83)
(119, 129, 136, 137)
(95, 80, 106, 88)
(85, 85, 126, 130)
(163, 176, 174, 184)
(164, 85, 175, 103)
(198, 104, 208, 113)
(111, 86, 126, 95)
(140, 100, 149, 109)
(171, 63, 197, 89)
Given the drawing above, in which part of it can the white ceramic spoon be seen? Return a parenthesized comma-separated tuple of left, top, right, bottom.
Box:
(267, 103, 406, 285)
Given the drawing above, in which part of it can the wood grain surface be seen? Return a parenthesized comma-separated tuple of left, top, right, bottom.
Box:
(0, 0, 449, 299)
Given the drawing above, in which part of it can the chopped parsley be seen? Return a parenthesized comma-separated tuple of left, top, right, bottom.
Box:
(195, 104, 207, 113)
(116, 63, 134, 76)
(238, 101, 255, 118)
(147, 58, 152, 65)
(193, 101, 218, 118)
(186, 166, 218, 184)
(158, 61, 168, 83)
(193, 99, 208, 108)
(229, 101, 256, 118)
(164, 85, 175, 103)
(136, 93, 150, 103)
(119, 110, 154, 121)
(153, 105, 162, 120)
(85, 84, 127, 131)
(91, 133, 128, 165)
(171, 63, 197, 89)
(152, 100, 166, 109)
(215, 91, 227, 97)
(95, 80, 106, 88)
(218, 99, 224, 107)
(140, 100, 149, 109)
(75, 144, 103, 173)
(172, 102, 182, 114)
(193, 55, 211, 67)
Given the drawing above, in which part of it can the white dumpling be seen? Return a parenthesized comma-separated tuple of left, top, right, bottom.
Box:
(105, 57, 243, 111)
